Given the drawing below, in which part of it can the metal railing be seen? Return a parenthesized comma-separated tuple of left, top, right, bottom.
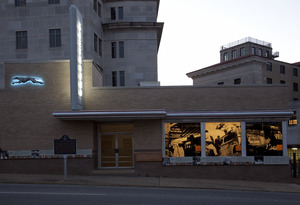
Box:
(221, 37, 272, 50)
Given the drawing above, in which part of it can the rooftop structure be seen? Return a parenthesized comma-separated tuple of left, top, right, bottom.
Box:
(221, 37, 272, 50)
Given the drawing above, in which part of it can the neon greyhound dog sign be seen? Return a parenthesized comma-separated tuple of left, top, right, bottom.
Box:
(11, 76, 44, 85)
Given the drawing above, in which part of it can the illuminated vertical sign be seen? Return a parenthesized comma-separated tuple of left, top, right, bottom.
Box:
(70, 5, 84, 110)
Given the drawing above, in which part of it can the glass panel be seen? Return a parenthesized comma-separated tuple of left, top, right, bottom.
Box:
(100, 123, 133, 133)
(205, 122, 241, 156)
(118, 134, 133, 167)
(246, 122, 282, 156)
(101, 135, 116, 167)
(165, 123, 201, 157)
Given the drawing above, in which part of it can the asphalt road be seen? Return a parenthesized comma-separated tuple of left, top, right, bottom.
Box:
(0, 183, 300, 205)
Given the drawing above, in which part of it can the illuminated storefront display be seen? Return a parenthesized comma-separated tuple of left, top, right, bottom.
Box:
(164, 121, 285, 165)
(246, 122, 283, 156)
(205, 122, 241, 156)
(165, 123, 201, 157)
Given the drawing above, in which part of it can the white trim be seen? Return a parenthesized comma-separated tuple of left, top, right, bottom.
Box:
(241, 121, 246, 157)
(201, 122, 206, 157)
(282, 121, 288, 157)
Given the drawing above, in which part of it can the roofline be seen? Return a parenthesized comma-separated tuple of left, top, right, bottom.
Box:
(103, 22, 164, 49)
(187, 55, 300, 78)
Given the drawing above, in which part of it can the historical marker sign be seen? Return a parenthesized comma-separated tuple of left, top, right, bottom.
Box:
(54, 135, 76, 155)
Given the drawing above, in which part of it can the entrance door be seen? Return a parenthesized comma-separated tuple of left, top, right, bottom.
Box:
(101, 134, 133, 168)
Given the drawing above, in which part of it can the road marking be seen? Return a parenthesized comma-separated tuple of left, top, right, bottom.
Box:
(0, 192, 106, 196)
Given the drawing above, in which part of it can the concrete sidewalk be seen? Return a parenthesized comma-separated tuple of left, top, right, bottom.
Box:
(0, 173, 300, 193)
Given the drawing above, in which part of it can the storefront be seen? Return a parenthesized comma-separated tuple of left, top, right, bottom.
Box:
(0, 61, 294, 181)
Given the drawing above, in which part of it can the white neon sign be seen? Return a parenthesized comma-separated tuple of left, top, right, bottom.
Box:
(77, 20, 83, 98)
(11, 76, 44, 86)
(70, 5, 84, 110)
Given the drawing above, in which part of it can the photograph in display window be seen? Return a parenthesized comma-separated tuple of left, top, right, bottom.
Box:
(205, 122, 241, 156)
(246, 122, 283, 156)
(165, 123, 201, 157)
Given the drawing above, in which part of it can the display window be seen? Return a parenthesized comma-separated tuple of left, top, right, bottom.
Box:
(165, 123, 201, 157)
(246, 122, 283, 156)
(205, 122, 241, 156)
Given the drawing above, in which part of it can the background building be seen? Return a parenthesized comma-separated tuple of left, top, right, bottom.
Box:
(187, 37, 300, 166)
(0, 0, 163, 87)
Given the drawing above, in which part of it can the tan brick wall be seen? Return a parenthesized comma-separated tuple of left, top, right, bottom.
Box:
(0, 62, 94, 151)
(85, 85, 289, 111)
(133, 120, 162, 151)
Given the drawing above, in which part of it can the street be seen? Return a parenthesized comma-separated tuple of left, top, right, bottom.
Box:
(0, 183, 300, 205)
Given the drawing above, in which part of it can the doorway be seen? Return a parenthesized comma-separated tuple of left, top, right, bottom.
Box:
(99, 123, 134, 169)
(101, 134, 133, 168)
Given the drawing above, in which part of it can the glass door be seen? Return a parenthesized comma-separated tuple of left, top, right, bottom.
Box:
(101, 134, 133, 168)
(118, 134, 133, 167)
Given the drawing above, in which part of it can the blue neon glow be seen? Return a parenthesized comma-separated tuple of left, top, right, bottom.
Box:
(11, 76, 44, 86)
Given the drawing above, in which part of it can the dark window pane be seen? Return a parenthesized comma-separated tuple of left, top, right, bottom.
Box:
(111, 42, 116, 58)
(111, 7, 116, 20)
(119, 71, 125, 86)
(112, 71, 117, 86)
(118, 7, 123, 19)
(119, 41, 124, 58)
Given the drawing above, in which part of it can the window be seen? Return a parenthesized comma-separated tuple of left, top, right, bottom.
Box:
(289, 111, 297, 126)
(15, 0, 26, 7)
(280, 80, 285, 84)
(234, 78, 241, 85)
(206, 122, 241, 156)
(49, 29, 61, 47)
(111, 42, 117, 58)
(118, 7, 123, 19)
(98, 38, 102, 56)
(246, 122, 283, 156)
(119, 71, 125, 86)
(48, 0, 60, 4)
(232, 50, 236, 59)
(93, 0, 97, 12)
(97, 2, 101, 17)
(293, 68, 298, 77)
(267, 78, 272, 84)
(266, 50, 270, 58)
(217, 82, 224, 85)
(111, 7, 123, 20)
(223, 52, 228, 61)
(119, 41, 124, 58)
(258, 48, 262, 56)
(165, 123, 201, 157)
(112, 71, 117, 86)
(240, 47, 245, 56)
(16, 31, 27, 49)
(94, 33, 98, 52)
(267, 62, 272, 71)
(111, 7, 116, 20)
(280, 65, 285, 74)
(294, 83, 298, 92)
(251, 47, 256, 55)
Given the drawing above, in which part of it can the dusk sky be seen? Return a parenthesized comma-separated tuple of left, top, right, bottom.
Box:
(157, 0, 300, 85)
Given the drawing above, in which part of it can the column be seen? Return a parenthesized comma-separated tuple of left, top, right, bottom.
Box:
(201, 122, 206, 157)
(241, 121, 247, 157)
(282, 121, 288, 157)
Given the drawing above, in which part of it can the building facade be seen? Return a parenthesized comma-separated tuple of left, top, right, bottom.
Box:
(0, 3, 295, 181)
(0, 61, 293, 181)
(187, 37, 300, 165)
